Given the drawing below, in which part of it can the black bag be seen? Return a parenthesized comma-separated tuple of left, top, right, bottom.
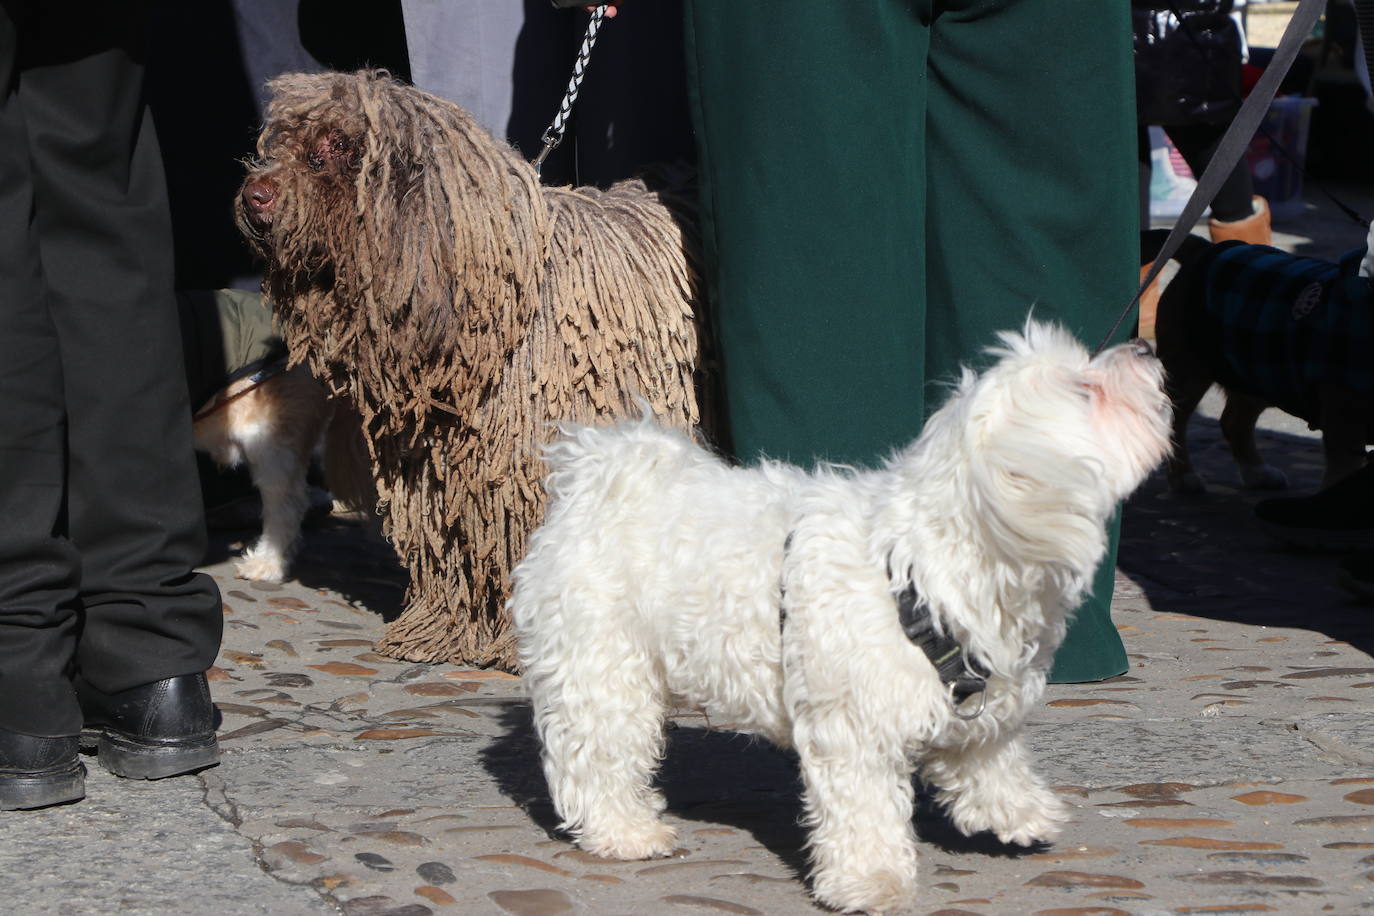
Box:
(1133, 0, 1244, 125)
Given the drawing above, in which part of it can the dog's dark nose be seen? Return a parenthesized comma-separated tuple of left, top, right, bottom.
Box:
(244, 176, 276, 214)
(1129, 337, 1154, 358)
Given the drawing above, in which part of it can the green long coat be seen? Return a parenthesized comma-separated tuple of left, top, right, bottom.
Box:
(683, 0, 1139, 682)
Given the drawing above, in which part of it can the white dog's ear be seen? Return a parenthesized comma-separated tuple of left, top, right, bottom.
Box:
(1076, 371, 1105, 405)
(967, 450, 1106, 586)
(962, 380, 1107, 574)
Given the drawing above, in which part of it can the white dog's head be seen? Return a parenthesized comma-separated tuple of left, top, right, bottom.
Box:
(906, 320, 1170, 588)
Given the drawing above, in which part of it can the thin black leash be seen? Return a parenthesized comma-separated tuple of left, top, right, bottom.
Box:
(1094, 0, 1329, 356)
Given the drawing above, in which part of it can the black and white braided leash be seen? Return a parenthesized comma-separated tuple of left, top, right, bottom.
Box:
(533, 5, 610, 177)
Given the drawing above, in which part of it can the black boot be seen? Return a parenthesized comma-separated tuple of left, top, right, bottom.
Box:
(0, 730, 85, 810)
(1253, 463, 1374, 551)
(77, 673, 220, 780)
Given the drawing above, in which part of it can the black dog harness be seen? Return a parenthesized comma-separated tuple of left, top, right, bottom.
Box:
(779, 535, 990, 719)
(894, 581, 991, 719)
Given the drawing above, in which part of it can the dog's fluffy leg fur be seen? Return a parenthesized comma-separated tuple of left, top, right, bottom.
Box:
(779, 520, 932, 913)
(528, 643, 677, 859)
(518, 546, 677, 860)
(922, 737, 1068, 847)
(795, 730, 919, 913)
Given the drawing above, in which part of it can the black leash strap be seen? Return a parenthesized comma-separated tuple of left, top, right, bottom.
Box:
(1094, 0, 1329, 355)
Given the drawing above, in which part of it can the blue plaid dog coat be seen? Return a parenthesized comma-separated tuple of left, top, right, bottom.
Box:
(1196, 241, 1374, 425)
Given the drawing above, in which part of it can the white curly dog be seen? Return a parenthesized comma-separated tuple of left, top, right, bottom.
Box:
(511, 321, 1171, 914)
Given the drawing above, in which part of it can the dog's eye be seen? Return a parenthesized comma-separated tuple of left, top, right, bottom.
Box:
(307, 151, 324, 172)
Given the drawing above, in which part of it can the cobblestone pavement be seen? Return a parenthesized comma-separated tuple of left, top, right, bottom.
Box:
(5, 203, 1374, 914)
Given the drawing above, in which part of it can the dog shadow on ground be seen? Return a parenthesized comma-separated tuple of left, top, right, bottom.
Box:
(1119, 410, 1374, 657)
(480, 704, 1048, 884)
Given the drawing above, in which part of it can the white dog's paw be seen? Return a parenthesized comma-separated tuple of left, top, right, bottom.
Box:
(993, 789, 1070, 847)
(579, 821, 677, 861)
(947, 784, 1069, 847)
(235, 547, 287, 583)
(812, 867, 916, 915)
(1239, 463, 1287, 490)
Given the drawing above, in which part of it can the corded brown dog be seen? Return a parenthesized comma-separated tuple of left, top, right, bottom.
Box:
(236, 70, 705, 669)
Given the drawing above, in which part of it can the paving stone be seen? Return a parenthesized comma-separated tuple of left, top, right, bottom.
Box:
(340, 897, 432, 916)
(1229, 790, 1307, 805)
(659, 894, 762, 914)
(487, 889, 574, 915)
(1023, 871, 1146, 889)
(355, 852, 396, 872)
(413, 886, 456, 906)
(415, 862, 457, 885)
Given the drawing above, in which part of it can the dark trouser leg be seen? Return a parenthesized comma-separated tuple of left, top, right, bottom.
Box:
(0, 0, 82, 737)
(20, 1, 221, 695)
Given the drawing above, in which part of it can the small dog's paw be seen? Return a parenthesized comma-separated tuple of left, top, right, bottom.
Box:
(996, 816, 1062, 847)
(994, 791, 1069, 847)
(580, 821, 677, 861)
(235, 550, 287, 583)
(1239, 463, 1287, 490)
(947, 783, 1068, 847)
(812, 867, 916, 915)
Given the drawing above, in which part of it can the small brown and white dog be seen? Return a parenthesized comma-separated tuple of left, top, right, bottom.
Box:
(512, 321, 1171, 914)
(180, 290, 373, 583)
(1147, 229, 1374, 493)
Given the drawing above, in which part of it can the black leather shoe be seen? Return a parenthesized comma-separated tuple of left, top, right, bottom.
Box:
(0, 729, 85, 810)
(77, 673, 220, 780)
